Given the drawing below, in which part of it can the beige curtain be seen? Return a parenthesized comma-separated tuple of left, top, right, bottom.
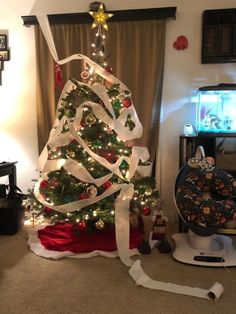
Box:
(34, 19, 165, 162)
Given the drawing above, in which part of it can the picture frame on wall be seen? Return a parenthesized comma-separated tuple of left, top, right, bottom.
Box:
(0, 34, 7, 49)
(0, 50, 9, 61)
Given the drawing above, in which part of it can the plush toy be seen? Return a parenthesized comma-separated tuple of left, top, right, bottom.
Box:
(223, 116, 233, 130)
(201, 116, 211, 129)
(152, 211, 171, 253)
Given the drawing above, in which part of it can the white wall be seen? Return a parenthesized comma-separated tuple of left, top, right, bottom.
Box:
(0, 0, 38, 193)
(159, 0, 236, 220)
(1, 0, 236, 216)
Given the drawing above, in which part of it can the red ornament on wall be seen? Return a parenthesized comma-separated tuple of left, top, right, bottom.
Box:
(173, 35, 188, 50)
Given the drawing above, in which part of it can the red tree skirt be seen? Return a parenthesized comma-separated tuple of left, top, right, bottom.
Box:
(38, 223, 143, 253)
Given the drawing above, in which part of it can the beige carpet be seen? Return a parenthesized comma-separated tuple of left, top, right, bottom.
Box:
(0, 227, 236, 314)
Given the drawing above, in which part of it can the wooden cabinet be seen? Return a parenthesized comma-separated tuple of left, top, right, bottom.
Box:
(202, 8, 236, 64)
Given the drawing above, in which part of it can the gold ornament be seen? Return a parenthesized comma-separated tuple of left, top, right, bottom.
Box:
(66, 150, 75, 158)
(86, 185, 97, 198)
(145, 188, 153, 196)
(89, 3, 113, 31)
(150, 198, 159, 207)
(118, 93, 125, 101)
(85, 114, 96, 125)
(95, 219, 105, 230)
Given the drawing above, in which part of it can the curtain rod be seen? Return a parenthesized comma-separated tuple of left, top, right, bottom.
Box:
(21, 7, 176, 26)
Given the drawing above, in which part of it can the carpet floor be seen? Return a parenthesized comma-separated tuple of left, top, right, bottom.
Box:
(0, 227, 236, 314)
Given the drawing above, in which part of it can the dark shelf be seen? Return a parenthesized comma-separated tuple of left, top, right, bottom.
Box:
(179, 135, 236, 173)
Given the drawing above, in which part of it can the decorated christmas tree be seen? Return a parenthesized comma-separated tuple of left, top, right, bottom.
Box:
(25, 3, 167, 252)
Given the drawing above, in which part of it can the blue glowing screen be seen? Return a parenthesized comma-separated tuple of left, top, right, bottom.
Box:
(197, 86, 236, 134)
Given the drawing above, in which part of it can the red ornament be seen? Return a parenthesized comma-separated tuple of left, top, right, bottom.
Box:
(49, 179, 58, 189)
(103, 181, 112, 190)
(44, 206, 52, 213)
(40, 180, 49, 189)
(78, 221, 87, 231)
(143, 207, 151, 216)
(70, 139, 78, 145)
(101, 150, 118, 163)
(54, 63, 63, 90)
(80, 192, 89, 200)
(104, 65, 113, 74)
(122, 98, 132, 108)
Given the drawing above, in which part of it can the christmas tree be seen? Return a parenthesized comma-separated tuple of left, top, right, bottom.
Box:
(25, 3, 165, 250)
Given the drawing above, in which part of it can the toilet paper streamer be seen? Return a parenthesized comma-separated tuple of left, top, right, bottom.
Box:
(129, 260, 224, 301)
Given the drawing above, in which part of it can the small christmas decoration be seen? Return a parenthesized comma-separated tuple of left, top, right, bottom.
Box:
(86, 185, 98, 198)
(49, 179, 58, 189)
(152, 213, 167, 241)
(78, 221, 87, 231)
(103, 181, 112, 190)
(104, 65, 113, 74)
(151, 212, 171, 254)
(93, 139, 103, 148)
(66, 150, 76, 158)
(81, 70, 90, 80)
(54, 63, 63, 90)
(95, 219, 105, 230)
(145, 188, 153, 196)
(101, 150, 118, 163)
(80, 192, 89, 200)
(122, 97, 132, 108)
(89, 3, 113, 31)
(40, 180, 49, 189)
(44, 206, 52, 213)
(85, 114, 97, 125)
(112, 100, 122, 110)
(143, 207, 151, 216)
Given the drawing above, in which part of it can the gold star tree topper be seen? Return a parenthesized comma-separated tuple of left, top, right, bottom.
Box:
(89, 3, 113, 31)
